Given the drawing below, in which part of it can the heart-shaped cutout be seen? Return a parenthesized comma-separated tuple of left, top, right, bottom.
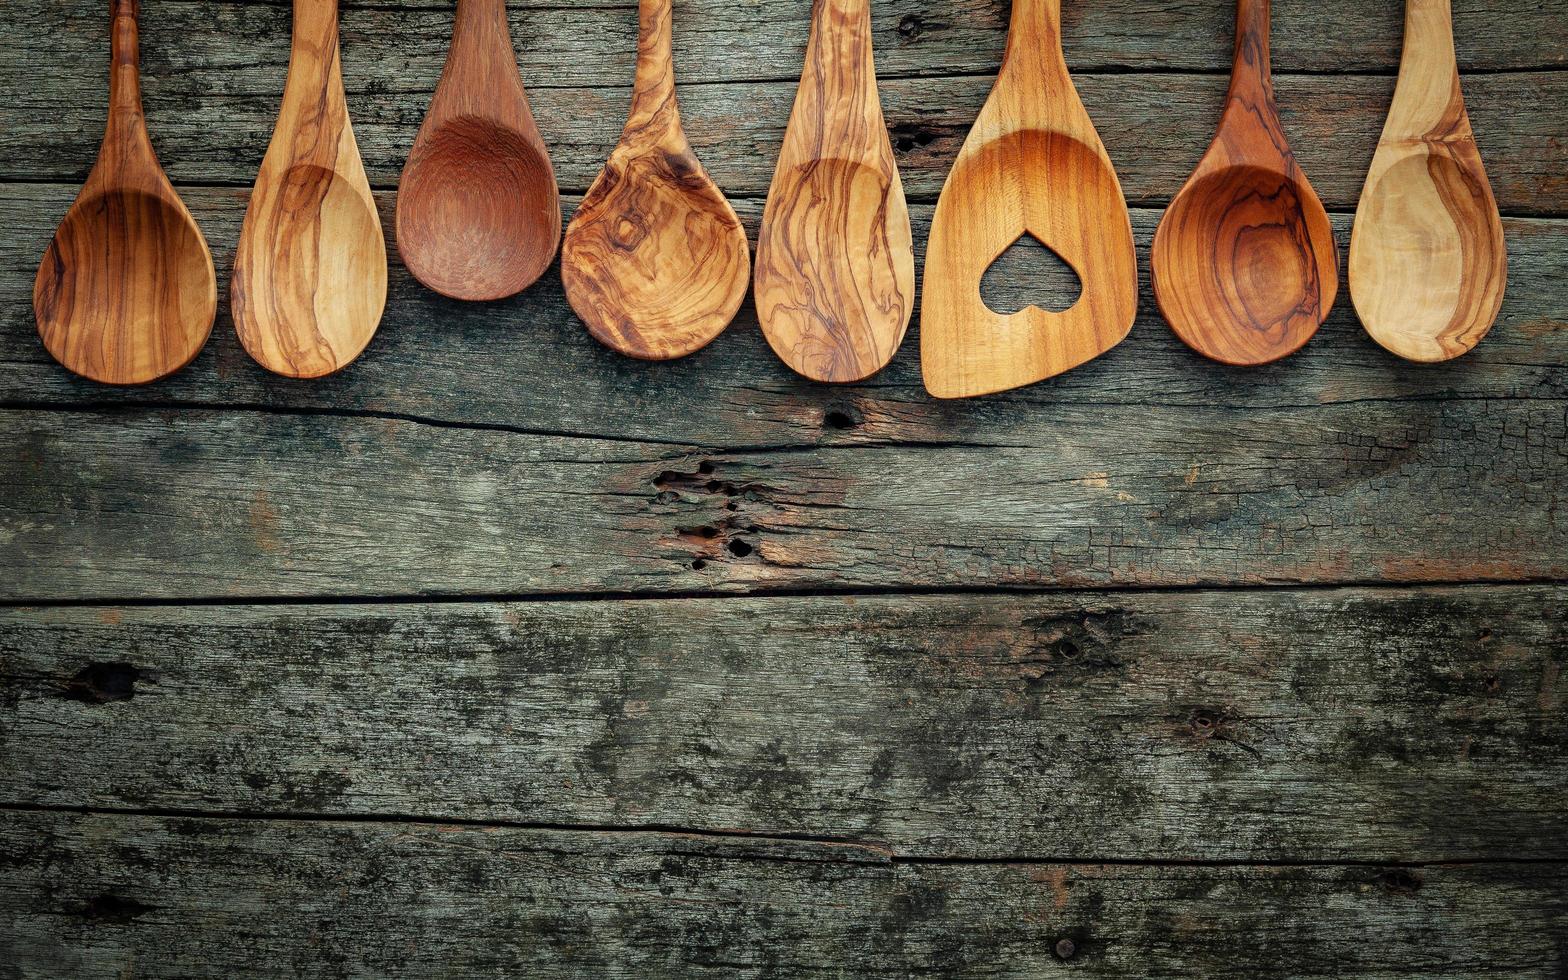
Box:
(980, 232, 1084, 316)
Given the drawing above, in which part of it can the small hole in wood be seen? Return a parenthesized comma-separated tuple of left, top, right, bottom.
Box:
(728, 539, 753, 558)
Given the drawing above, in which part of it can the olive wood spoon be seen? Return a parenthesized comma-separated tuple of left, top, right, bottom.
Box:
(1350, 0, 1505, 362)
(233, 0, 387, 378)
(754, 0, 914, 384)
(921, 0, 1137, 399)
(398, 0, 560, 301)
(561, 0, 748, 359)
(1151, 0, 1338, 366)
(34, 0, 217, 386)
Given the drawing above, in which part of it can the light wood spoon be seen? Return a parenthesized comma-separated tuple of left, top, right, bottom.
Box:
(921, 0, 1137, 399)
(1151, 0, 1338, 366)
(1350, 0, 1505, 362)
(34, 0, 216, 386)
(233, 0, 387, 379)
(398, 0, 560, 301)
(754, 0, 914, 384)
(561, 0, 748, 360)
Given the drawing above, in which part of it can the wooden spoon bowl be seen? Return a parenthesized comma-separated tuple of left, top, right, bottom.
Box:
(1349, 0, 1505, 362)
(34, 0, 216, 385)
(562, 0, 749, 360)
(1151, 0, 1337, 366)
(1155, 165, 1334, 358)
(921, 0, 1137, 398)
(397, 0, 560, 302)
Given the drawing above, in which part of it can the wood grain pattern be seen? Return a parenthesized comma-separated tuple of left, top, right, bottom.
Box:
(396, 0, 560, 302)
(1151, 0, 1339, 366)
(920, 0, 1137, 399)
(31, 0, 215, 386)
(4, 588, 1564, 860)
(754, 0, 914, 384)
(1350, 0, 1507, 363)
(6, 812, 1568, 978)
(231, 0, 387, 379)
(560, 0, 748, 360)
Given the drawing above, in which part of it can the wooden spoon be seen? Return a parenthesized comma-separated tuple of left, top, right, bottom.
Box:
(233, 0, 387, 379)
(921, 0, 1137, 399)
(34, 0, 216, 386)
(561, 0, 748, 360)
(754, 0, 914, 384)
(398, 0, 560, 302)
(1350, 0, 1505, 362)
(1151, 0, 1338, 366)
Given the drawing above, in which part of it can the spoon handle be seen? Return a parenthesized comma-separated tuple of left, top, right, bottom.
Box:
(1226, 0, 1275, 105)
(1385, 0, 1463, 140)
(441, 0, 526, 113)
(999, 0, 1068, 77)
(105, 0, 152, 154)
(627, 0, 678, 133)
(282, 0, 345, 118)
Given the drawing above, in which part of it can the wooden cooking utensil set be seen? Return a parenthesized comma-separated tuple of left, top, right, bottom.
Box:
(36, 0, 1507, 395)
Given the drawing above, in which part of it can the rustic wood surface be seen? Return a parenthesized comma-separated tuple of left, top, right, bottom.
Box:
(1, 0, 1565, 975)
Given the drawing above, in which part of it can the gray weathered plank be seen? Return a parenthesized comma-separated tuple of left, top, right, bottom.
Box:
(2, 185, 1565, 453)
(2, 389, 1563, 599)
(2, 811, 1565, 978)
(2, 588, 1564, 860)
(6, 46, 1565, 212)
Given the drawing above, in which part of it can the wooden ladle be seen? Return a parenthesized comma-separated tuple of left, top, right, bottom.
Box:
(561, 0, 749, 360)
(398, 0, 560, 301)
(34, 0, 216, 386)
(1350, 0, 1506, 362)
(921, 0, 1138, 399)
(754, 0, 914, 384)
(1151, 0, 1338, 366)
(233, 0, 387, 378)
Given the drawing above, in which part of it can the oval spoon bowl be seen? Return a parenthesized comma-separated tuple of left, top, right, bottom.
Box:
(234, 166, 387, 378)
(1153, 165, 1336, 365)
(37, 189, 216, 385)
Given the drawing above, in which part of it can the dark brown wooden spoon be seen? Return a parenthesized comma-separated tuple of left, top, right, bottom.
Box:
(397, 0, 561, 301)
(34, 0, 216, 385)
(1150, 0, 1338, 366)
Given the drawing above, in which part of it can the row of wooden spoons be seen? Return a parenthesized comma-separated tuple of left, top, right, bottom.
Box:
(35, 0, 1506, 397)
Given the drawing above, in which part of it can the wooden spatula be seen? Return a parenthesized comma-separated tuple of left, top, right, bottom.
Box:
(1350, 0, 1506, 362)
(561, 0, 749, 360)
(34, 0, 216, 385)
(232, 0, 387, 379)
(398, 0, 561, 302)
(921, 0, 1137, 399)
(1151, 0, 1338, 366)
(754, 0, 914, 384)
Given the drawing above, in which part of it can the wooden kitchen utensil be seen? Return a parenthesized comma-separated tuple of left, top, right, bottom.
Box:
(754, 0, 914, 384)
(921, 0, 1137, 399)
(561, 0, 748, 359)
(34, 0, 216, 385)
(233, 0, 387, 379)
(1151, 0, 1338, 366)
(398, 0, 560, 301)
(1350, 0, 1505, 362)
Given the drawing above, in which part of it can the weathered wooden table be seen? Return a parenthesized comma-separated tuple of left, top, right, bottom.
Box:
(2, 0, 1565, 975)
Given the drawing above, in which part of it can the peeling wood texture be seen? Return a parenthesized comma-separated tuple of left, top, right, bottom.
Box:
(1, 588, 1564, 860)
(2, 0, 1566, 974)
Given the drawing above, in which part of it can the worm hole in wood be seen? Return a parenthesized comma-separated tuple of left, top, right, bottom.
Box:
(62, 662, 143, 704)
